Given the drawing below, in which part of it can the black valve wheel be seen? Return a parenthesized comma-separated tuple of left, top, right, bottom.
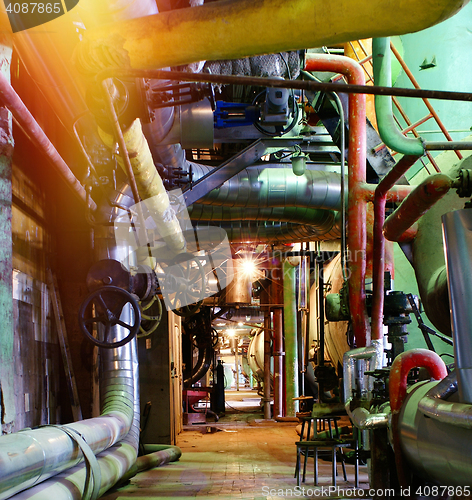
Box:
(78, 286, 141, 348)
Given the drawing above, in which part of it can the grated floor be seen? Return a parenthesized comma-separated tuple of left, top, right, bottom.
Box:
(101, 390, 370, 499)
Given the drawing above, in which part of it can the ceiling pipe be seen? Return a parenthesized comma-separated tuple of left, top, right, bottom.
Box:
(0, 71, 96, 210)
(196, 219, 341, 244)
(188, 205, 338, 231)
(191, 164, 344, 210)
(305, 54, 369, 347)
(72, 0, 468, 75)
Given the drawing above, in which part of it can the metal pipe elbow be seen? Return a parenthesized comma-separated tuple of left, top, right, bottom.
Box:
(418, 371, 472, 429)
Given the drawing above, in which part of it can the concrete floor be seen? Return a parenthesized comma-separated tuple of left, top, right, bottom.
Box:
(101, 390, 370, 499)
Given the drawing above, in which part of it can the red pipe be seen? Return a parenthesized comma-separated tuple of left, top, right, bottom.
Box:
(0, 72, 96, 210)
(389, 349, 447, 488)
(371, 155, 419, 341)
(383, 174, 453, 242)
(360, 183, 413, 203)
(389, 348, 447, 413)
(305, 54, 369, 346)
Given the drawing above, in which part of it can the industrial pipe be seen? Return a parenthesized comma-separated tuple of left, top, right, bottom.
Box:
(192, 164, 344, 211)
(195, 219, 341, 244)
(0, 71, 96, 210)
(443, 208, 472, 403)
(371, 155, 419, 342)
(188, 205, 337, 227)
(383, 173, 453, 242)
(98, 119, 186, 254)
(343, 341, 387, 430)
(372, 38, 425, 157)
(305, 54, 369, 347)
(389, 349, 447, 488)
(272, 262, 284, 417)
(73, 0, 467, 75)
(283, 259, 299, 416)
(417, 371, 472, 429)
(0, 336, 138, 500)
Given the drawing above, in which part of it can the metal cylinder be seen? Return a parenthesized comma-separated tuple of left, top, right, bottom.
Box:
(442, 208, 472, 403)
(399, 380, 472, 486)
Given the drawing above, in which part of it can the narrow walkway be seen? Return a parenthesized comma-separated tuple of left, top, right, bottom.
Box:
(101, 391, 370, 499)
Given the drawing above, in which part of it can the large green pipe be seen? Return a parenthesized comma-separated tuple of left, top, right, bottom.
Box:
(372, 37, 425, 156)
(283, 260, 299, 416)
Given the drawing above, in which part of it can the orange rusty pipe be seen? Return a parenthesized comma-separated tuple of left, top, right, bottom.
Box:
(305, 54, 369, 347)
(371, 155, 419, 341)
(383, 174, 453, 243)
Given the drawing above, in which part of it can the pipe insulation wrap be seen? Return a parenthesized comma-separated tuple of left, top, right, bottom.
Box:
(98, 119, 186, 254)
(73, 0, 468, 75)
(191, 164, 344, 210)
(0, 338, 137, 500)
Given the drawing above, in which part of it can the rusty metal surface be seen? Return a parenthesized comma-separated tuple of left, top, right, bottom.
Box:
(384, 174, 453, 242)
(371, 155, 419, 342)
(305, 54, 369, 348)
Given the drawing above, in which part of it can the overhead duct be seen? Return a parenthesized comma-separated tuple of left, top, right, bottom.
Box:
(190, 164, 343, 210)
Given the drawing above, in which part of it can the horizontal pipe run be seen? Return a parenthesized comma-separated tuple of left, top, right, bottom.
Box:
(425, 141, 472, 150)
(96, 68, 472, 103)
(383, 174, 453, 242)
(371, 155, 420, 341)
(0, 72, 96, 210)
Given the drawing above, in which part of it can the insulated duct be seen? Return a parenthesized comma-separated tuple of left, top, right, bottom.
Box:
(191, 164, 343, 210)
(0, 333, 138, 500)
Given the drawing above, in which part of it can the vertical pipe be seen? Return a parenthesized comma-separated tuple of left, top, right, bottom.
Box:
(371, 155, 419, 341)
(234, 337, 239, 392)
(442, 209, 472, 403)
(305, 54, 368, 347)
(0, 37, 13, 434)
(283, 260, 299, 416)
(263, 309, 272, 419)
(272, 262, 284, 417)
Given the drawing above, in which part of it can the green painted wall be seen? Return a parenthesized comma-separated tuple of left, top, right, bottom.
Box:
(394, 3, 472, 180)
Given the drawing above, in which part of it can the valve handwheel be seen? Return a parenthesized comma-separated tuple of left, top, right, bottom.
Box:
(78, 286, 141, 348)
(137, 295, 163, 338)
(162, 253, 206, 317)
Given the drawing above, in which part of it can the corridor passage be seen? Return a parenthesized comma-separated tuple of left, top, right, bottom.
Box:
(101, 391, 369, 499)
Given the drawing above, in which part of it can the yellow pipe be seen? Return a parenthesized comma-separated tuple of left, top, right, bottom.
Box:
(74, 0, 468, 74)
(98, 119, 186, 254)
